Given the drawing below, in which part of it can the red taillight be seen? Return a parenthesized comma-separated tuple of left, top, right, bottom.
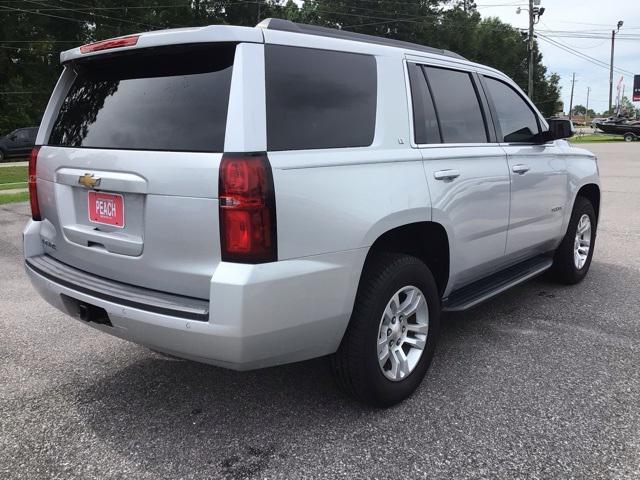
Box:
(80, 35, 139, 54)
(219, 153, 277, 263)
(28, 147, 41, 221)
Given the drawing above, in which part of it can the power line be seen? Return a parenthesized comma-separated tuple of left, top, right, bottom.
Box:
(4, 1, 635, 42)
(535, 19, 640, 29)
(538, 34, 621, 73)
(0, 0, 171, 30)
(537, 31, 640, 41)
(28, 0, 161, 29)
(545, 34, 635, 76)
(537, 34, 634, 77)
(0, 3, 189, 12)
(0, 40, 79, 43)
(0, 1, 416, 30)
(0, 3, 99, 25)
(0, 91, 50, 95)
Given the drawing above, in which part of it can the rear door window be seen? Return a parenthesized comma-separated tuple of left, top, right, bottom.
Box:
(49, 44, 236, 152)
(265, 45, 377, 151)
(407, 62, 441, 144)
(423, 66, 488, 144)
(483, 76, 540, 143)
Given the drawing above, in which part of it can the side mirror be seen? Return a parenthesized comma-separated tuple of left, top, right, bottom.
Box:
(9, 133, 17, 141)
(544, 118, 574, 141)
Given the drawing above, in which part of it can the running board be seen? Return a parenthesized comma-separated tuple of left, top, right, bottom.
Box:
(442, 255, 553, 312)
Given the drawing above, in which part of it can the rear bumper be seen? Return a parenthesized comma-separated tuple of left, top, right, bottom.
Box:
(24, 220, 366, 370)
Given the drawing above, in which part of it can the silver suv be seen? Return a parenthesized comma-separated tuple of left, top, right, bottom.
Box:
(24, 19, 600, 406)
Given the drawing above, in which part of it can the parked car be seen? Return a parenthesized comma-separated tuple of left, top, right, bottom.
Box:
(24, 19, 600, 407)
(0, 127, 38, 162)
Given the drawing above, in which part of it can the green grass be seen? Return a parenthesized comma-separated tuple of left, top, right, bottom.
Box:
(570, 134, 625, 144)
(0, 165, 28, 185)
(0, 166, 29, 203)
(0, 181, 27, 191)
(0, 191, 29, 204)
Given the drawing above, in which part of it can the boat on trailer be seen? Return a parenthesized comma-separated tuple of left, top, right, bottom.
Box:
(594, 117, 640, 141)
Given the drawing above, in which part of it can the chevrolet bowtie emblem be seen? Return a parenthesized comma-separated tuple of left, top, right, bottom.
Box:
(78, 173, 101, 188)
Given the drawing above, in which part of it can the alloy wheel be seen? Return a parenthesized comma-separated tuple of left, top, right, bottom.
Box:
(574, 214, 592, 269)
(377, 286, 429, 381)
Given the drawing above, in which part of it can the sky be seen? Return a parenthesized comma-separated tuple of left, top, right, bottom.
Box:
(473, 0, 640, 114)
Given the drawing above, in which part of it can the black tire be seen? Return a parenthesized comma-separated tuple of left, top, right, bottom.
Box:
(624, 133, 634, 142)
(549, 196, 597, 284)
(332, 253, 441, 407)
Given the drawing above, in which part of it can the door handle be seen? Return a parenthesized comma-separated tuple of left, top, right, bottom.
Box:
(434, 169, 460, 181)
(512, 164, 531, 175)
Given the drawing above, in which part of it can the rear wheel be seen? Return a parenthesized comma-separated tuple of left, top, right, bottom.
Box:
(624, 133, 635, 142)
(332, 253, 440, 407)
(549, 196, 596, 284)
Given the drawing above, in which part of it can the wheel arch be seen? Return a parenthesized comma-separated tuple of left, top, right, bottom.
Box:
(576, 183, 601, 222)
(361, 222, 450, 298)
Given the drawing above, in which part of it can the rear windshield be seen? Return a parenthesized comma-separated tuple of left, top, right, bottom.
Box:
(48, 44, 236, 152)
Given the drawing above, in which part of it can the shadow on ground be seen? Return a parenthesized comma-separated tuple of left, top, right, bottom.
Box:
(69, 260, 640, 479)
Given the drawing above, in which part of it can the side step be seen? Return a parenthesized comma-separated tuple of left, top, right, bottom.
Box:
(442, 255, 553, 312)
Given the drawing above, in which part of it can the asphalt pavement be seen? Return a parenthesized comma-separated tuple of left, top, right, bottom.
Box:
(1, 142, 638, 479)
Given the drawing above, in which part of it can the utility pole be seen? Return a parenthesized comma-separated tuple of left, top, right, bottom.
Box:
(528, 0, 535, 100)
(569, 73, 576, 120)
(609, 20, 624, 114)
(586, 86, 591, 125)
(518, 1, 544, 100)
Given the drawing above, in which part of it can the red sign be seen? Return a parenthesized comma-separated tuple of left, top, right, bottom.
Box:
(634, 75, 640, 102)
(88, 191, 124, 228)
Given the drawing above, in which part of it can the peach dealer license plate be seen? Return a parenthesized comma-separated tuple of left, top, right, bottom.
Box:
(88, 191, 124, 228)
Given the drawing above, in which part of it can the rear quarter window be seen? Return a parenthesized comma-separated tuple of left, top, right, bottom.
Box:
(48, 44, 236, 152)
(265, 45, 377, 151)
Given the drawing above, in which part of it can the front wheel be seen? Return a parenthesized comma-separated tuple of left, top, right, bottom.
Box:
(548, 196, 597, 284)
(332, 253, 441, 407)
(624, 133, 635, 142)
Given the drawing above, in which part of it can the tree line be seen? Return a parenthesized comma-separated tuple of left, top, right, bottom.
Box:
(572, 97, 639, 120)
(0, 0, 562, 135)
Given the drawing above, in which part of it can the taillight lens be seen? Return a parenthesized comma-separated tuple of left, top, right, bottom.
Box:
(219, 153, 277, 263)
(28, 147, 41, 221)
(80, 35, 139, 54)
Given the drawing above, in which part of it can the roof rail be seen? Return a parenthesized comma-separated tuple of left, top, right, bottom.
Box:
(256, 18, 466, 61)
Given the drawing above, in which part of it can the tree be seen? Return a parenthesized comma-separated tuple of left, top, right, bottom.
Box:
(303, 4, 561, 117)
(619, 96, 637, 117)
(572, 105, 587, 115)
(0, 0, 562, 133)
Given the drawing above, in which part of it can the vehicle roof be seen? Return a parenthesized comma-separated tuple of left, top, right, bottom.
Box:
(257, 18, 466, 60)
(59, 19, 507, 81)
(61, 19, 468, 63)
